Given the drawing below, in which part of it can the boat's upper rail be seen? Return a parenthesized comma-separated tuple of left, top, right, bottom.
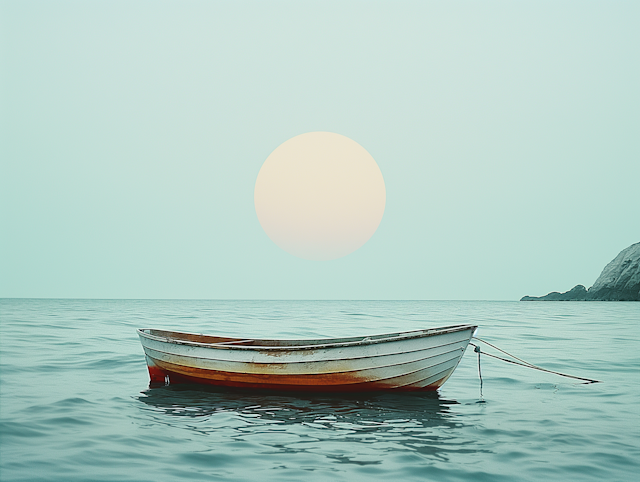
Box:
(137, 324, 477, 351)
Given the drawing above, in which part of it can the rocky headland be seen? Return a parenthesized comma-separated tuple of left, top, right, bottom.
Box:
(521, 242, 640, 301)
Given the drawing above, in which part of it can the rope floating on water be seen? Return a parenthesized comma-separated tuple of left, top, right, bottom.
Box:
(470, 337, 601, 384)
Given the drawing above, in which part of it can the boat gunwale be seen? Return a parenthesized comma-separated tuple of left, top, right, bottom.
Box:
(137, 324, 477, 351)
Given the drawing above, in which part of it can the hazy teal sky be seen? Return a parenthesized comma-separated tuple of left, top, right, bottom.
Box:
(1, 1, 638, 300)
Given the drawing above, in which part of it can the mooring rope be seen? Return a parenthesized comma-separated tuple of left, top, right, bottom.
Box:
(470, 337, 601, 384)
(474, 344, 484, 401)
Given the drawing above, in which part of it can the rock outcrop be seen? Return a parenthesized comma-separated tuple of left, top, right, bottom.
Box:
(587, 242, 640, 300)
(521, 284, 587, 301)
(521, 242, 640, 301)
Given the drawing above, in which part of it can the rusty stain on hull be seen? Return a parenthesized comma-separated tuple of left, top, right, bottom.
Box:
(147, 358, 448, 392)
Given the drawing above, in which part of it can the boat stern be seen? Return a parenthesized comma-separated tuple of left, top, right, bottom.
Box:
(145, 355, 170, 385)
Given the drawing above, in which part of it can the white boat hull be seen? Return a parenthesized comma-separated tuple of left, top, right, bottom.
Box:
(137, 324, 476, 392)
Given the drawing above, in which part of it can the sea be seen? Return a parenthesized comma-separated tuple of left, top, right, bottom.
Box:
(0, 299, 638, 482)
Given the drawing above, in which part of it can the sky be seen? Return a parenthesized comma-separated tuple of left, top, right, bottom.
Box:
(1, 1, 638, 300)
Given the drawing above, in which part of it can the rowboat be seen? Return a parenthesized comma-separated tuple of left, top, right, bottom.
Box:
(137, 324, 477, 392)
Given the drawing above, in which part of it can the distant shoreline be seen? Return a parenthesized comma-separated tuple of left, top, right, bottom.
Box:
(521, 242, 640, 302)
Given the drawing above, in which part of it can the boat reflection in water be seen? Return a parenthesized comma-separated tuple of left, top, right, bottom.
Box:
(136, 384, 488, 467)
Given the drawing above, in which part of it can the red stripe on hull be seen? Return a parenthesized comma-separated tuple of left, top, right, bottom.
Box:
(146, 358, 446, 392)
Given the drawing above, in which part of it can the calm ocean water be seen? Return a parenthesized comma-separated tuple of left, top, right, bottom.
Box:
(0, 299, 638, 481)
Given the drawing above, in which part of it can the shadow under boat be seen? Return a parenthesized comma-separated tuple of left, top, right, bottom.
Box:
(136, 384, 495, 463)
(136, 383, 476, 445)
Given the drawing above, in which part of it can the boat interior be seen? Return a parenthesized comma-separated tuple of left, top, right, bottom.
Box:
(138, 325, 475, 348)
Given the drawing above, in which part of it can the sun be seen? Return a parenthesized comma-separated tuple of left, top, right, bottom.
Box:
(254, 132, 386, 261)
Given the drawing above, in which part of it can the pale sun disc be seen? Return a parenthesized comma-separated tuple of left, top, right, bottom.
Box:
(254, 132, 386, 260)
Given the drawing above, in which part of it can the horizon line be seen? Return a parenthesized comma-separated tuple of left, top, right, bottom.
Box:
(1, 297, 516, 302)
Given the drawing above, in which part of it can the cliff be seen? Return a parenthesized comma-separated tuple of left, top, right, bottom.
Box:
(521, 242, 640, 301)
